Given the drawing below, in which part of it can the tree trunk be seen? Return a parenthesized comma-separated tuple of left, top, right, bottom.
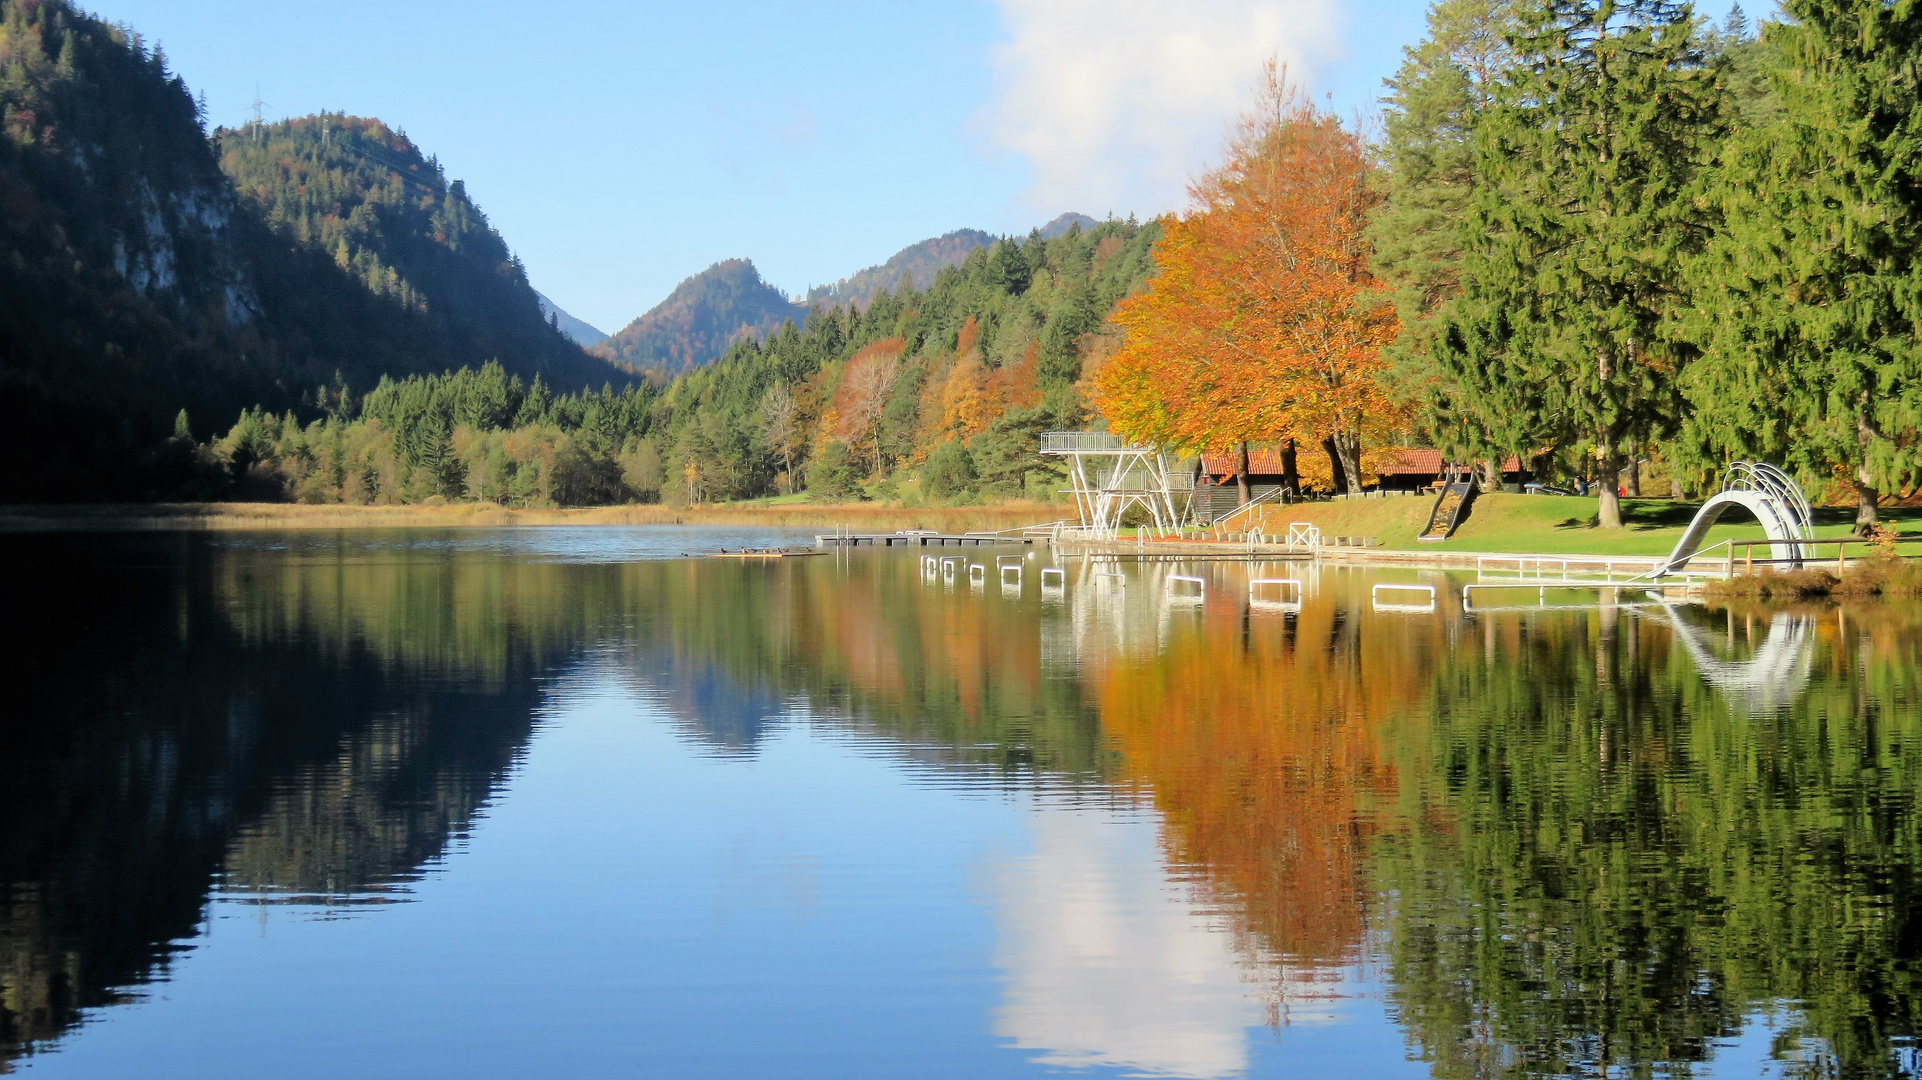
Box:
(1855, 413, 1881, 534)
(1280, 439, 1299, 494)
(1670, 477, 1684, 500)
(1855, 473, 1879, 535)
(1622, 438, 1641, 497)
(1595, 456, 1623, 528)
(1235, 441, 1251, 505)
(1330, 433, 1363, 496)
(1479, 458, 1501, 493)
(1321, 436, 1348, 495)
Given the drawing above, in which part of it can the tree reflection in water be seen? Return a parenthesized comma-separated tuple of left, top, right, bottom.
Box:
(0, 536, 1916, 1078)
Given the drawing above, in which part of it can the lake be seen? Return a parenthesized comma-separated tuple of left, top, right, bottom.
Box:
(2, 529, 1917, 1078)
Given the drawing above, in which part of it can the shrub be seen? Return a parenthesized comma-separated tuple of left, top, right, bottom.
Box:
(806, 440, 865, 502)
(921, 440, 977, 501)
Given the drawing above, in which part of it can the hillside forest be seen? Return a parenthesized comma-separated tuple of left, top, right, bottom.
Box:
(214, 219, 1159, 507)
(10, 0, 1922, 531)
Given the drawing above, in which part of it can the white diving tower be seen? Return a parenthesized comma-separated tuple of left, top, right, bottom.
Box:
(1040, 432, 1193, 541)
(1656, 462, 1815, 577)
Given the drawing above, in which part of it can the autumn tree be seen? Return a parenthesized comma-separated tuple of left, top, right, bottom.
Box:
(832, 338, 905, 477)
(760, 383, 802, 492)
(1437, 0, 1724, 527)
(1093, 65, 1401, 494)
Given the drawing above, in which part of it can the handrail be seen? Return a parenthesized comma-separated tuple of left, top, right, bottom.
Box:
(1211, 487, 1286, 534)
(1040, 431, 1135, 453)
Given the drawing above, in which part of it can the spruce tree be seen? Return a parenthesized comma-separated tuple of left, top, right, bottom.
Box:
(1438, 0, 1724, 526)
(1372, 0, 1516, 472)
(1683, 1, 1922, 531)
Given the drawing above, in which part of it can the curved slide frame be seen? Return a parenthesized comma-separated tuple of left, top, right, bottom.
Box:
(1658, 462, 1813, 576)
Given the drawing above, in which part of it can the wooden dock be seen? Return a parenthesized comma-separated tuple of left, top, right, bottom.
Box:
(815, 531, 1039, 548)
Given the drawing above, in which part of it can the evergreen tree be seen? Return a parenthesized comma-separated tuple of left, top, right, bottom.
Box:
(1683, 0, 1922, 531)
(1437, 0, 1725, 526)
(1372, 0, 1516, 468)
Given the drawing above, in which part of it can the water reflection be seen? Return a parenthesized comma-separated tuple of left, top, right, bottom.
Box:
(1656, 603, 1818, 713)
(0, 533, 1916, 1078)
(992, 812, 1266, 1079)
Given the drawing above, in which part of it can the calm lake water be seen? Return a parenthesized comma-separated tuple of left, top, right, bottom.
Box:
(2, 528, 1918, 1079)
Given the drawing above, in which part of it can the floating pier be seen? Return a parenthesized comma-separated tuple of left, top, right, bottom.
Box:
(816, 531, 1038, 548)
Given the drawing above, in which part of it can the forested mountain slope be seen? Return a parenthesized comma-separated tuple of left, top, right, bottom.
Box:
(603, 213, 1103, 380)
(216, 115, 613, 389)
(805, 229, 994, 310)
(594, 258, 805, 379)
(217, 217, 1161, 507)
(0, 0, 625, 501)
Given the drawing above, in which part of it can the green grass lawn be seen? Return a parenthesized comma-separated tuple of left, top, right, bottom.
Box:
(1252, 492, 1922, 557)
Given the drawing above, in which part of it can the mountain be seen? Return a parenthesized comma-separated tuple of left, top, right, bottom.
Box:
(594, 259, 805, 379)
(803, 215, 1098, 312)
(535, 291, 607, 347)
(0, 0, 628, 499)
(805, 228, 993, 310)
(217, 114, 617, 389)
(1036, 211, 1099, 239)
(600, 215, 1103, 379)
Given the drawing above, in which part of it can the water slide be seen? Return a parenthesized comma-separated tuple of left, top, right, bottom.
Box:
(1419, 471, 1476, 542)
(1655, 462, 1814, 576)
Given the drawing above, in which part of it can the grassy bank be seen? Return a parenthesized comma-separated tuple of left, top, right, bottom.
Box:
(0, 501, 1066, 534)
(1242, 492, 1922, 556)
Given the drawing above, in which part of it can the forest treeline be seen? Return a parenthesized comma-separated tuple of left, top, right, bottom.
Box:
(208, 218, 1159, 507)
(1098, 0, 1922, 530)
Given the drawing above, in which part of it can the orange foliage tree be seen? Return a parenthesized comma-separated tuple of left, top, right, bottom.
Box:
(831, 338, 906, 476)
(1093, 65, 1402, 493)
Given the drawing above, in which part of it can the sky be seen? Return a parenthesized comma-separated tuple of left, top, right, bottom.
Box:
(88, 0, 1433, 334)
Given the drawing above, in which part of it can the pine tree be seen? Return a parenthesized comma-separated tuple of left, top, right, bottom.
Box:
(1438, 0, 1725, 527)
(1683, 0, 1922, 532)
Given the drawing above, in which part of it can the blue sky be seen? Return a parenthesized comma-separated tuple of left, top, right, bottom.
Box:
(89, 0, 1432, 333)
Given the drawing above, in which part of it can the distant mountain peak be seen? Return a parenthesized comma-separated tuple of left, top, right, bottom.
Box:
(594, 259, 804, 378)
(597, 214, 1099, 378)
(1035, 212, 1099, 239)
(804, 213, 1093, 313)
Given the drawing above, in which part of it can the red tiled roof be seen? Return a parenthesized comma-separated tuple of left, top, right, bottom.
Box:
(1200, 450, 1291, 475)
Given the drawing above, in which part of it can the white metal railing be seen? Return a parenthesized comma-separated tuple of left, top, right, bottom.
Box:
(1286, 522, 1322, 548)
(1723, 461, 1814, 539)
(1211, 487, 1285, 533)
(1461, 581, 1662, 612)
(1475, 555, 1658, 582)
(1249, 578, 1303, 610)
(1040, 567, 1066, 587)
(1040, 431, 1127, 453)
(1372, 582, 1438, 613)
(1167, 575, 1207, 601)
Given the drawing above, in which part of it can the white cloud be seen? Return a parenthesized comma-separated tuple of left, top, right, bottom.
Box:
(984, 0, 1344, 217)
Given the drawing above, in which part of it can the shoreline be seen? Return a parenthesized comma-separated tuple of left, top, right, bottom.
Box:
(0, 501, 1064, 534)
